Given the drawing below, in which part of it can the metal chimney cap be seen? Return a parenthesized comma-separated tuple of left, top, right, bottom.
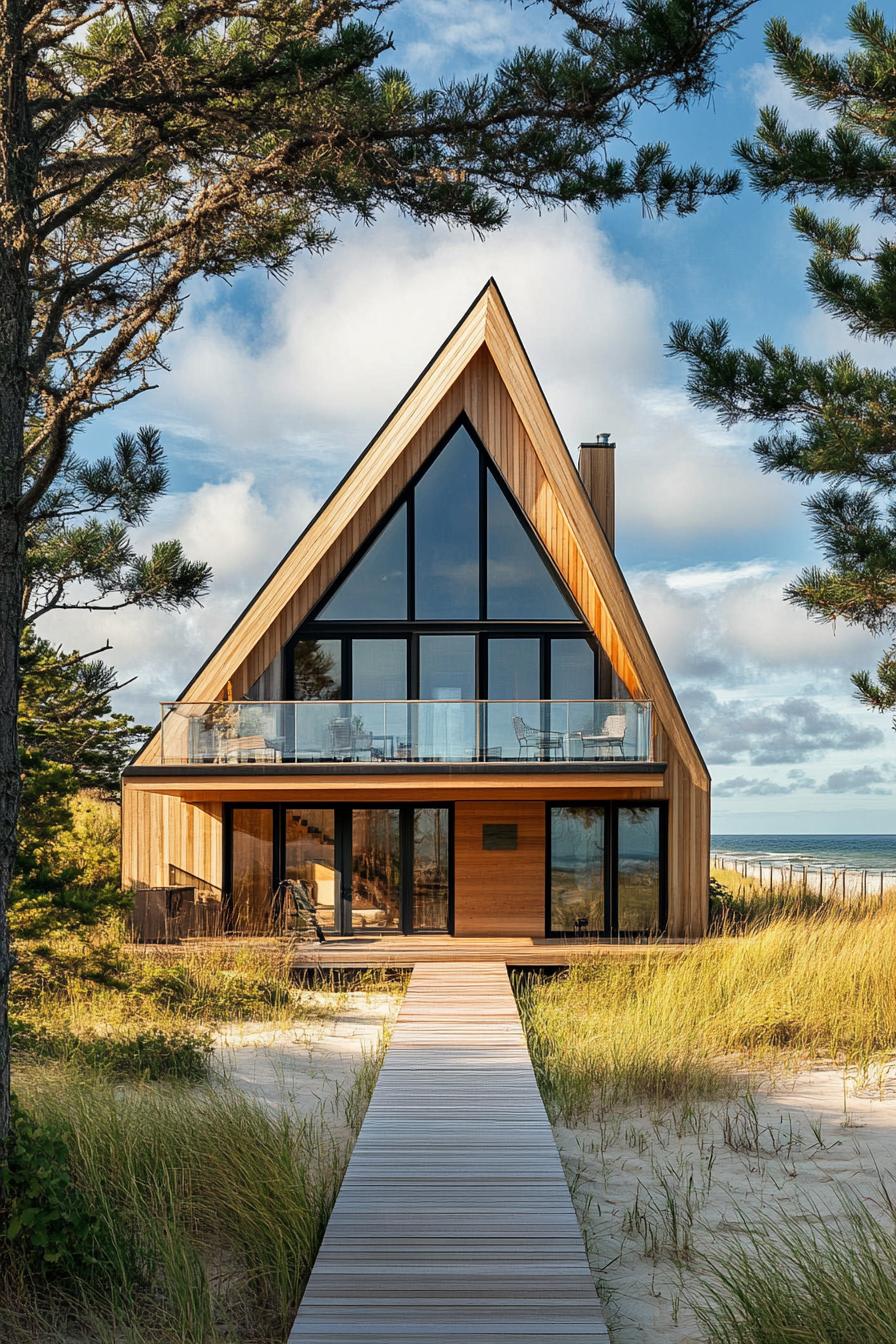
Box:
(597, 432, 612, 445)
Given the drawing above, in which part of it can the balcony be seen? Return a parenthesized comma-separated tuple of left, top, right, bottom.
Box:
(158, 699, 653, 767)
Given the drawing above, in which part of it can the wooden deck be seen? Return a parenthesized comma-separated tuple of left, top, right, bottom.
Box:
(288, 962, 609, 1342)
(290, 932, 691, 969)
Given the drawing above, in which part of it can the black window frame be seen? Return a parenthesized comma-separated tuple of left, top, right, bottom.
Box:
(223, 801, 454, 935)
(544, 800, 668, 939)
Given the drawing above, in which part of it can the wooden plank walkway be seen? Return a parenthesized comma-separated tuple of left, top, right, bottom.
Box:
(289, 962, 608, 1342)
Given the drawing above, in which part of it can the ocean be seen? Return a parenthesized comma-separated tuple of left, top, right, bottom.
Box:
(711, 834, 896, 872)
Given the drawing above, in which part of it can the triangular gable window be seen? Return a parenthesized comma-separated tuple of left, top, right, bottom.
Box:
(485, 470, 578, 619)
(317, 502, 408, 620)
(314, 421, 579, 621)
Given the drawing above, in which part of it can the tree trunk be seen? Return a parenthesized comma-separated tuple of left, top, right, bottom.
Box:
(0, 0, 35, 1150)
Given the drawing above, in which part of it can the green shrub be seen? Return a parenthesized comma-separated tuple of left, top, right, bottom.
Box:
(11, 1019, 212, 1081)
(1, 1095, 125, 1284)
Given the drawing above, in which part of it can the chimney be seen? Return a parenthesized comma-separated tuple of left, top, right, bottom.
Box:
(577, 434, 615, 548)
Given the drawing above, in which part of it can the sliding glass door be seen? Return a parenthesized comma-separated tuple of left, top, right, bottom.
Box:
(349, 806, 451, 933)
(225, 804, 451, 934)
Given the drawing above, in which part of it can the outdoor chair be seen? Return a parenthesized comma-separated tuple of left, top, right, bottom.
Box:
(574, 713, 628, 760)
(328, 716, 373, 761)
(512, 714, 564, 760)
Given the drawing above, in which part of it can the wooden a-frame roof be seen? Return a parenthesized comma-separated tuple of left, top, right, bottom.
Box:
(132, 280, 707, 784)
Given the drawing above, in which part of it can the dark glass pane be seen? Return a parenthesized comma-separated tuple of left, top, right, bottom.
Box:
(293, 638, 342, 700)
(487, 638, 540, 698)
(618, 807, 662, 932)
(230, 808, 273, 932)
(419, 635, 476, 700)
(550, 638, 597, 746)
(284, 808, 338, 931)
(412, 807, 450, 931)
(352, 808, 401, 930)
(487, 638, 542, 761)
(318, 504, 407, 620)
(415, 426, 480, 618)
(550, 806, 605, 934)
(550, 638, 595, 699)
(486, 471, 577, 619)
(351, 638, 407, 699)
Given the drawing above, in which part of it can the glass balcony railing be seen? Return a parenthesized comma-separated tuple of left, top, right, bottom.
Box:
(158, 699, 653, 766)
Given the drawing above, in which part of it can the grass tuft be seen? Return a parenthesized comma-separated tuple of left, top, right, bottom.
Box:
(694, 1184, 896, 1344)
(2, 1068, 353, 1343)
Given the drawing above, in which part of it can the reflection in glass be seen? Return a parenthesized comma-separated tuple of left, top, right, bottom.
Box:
(550, 806, 605, 934)
(618, 806, 661, 932)
(418, 635, 476, 760)
(487, 638, 540, 760)
(419, 635, 476, 700)
(293, 638, 341, 700)
(412, 807, 450, 931)
(415, 426, 480, 618)
(284, 808, 338, 930)
(230, 808, 273, 932)
(352, 809, 401, 930)
(551, 638, 597, 746)
(351, 639, 407, 699)
(318, 504, 408, 620)
(486, 472, 577, 619)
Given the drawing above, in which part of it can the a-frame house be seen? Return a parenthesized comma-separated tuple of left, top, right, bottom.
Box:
(122, 281, 710, 940)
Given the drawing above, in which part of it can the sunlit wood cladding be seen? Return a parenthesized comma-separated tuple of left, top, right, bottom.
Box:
(121, 790, 222, 893)
(123, 773, 664, 802)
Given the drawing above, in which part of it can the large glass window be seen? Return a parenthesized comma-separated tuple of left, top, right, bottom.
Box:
(550, 806, 605, 934)
(351, 638, 407, 699)
(487, 638, 541, 760)
(351, 808, 402, 930)
(230, 808, 274, 932)
(318, 504, 408, 620)
(293, 638, 342, 700)
(551, 638, 597, 745)
(617, 807, 662, 932)
(486, 471, 577, 620)
(418, 635, 476, 760)
(285, 808, 338, 930)
(412, 807, 450, 931)
(414, 427, 480, 618)
(419, 635, 476, 700)
(549, 804, 664, 935)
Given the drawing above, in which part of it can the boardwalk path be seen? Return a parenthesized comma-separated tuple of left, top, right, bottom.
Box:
(289, 962, 608, 1342)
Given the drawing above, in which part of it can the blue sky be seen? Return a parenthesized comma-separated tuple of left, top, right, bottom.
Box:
(52, 0, 896, 833)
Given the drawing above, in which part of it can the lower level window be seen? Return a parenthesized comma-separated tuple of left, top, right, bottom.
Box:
(548, 803, 665, 936)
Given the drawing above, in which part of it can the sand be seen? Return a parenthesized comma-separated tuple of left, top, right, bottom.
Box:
(212, 990, 400, 1137)
(555, 1062, 896, 1342)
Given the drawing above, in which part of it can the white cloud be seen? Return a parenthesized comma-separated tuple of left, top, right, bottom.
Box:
(401, 0, 552, 72)
(630, 561, 886, 686)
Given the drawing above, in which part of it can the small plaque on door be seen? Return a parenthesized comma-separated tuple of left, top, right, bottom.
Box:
(483, 823, 517, 851)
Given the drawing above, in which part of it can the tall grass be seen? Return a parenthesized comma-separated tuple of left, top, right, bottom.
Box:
(694, 1185, 896, 1344)
(518, 903, 896, 1122)
(12, 937, 405, 1079)
(3, 1067, 364, 1343)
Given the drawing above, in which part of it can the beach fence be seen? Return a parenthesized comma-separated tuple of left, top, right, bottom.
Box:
(712, 853, 896, 901)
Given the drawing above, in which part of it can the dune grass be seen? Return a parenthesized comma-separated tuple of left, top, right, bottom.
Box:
(517, 900, 896, 1122)
(694, 1185, 896, 1344)
(11, 935, 405, 1080)
(2, 1068, 358, 1343)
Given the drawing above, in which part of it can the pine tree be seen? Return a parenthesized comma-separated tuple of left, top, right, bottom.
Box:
(669, 4, 896, 724)
(0, 0, 757, 1142)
